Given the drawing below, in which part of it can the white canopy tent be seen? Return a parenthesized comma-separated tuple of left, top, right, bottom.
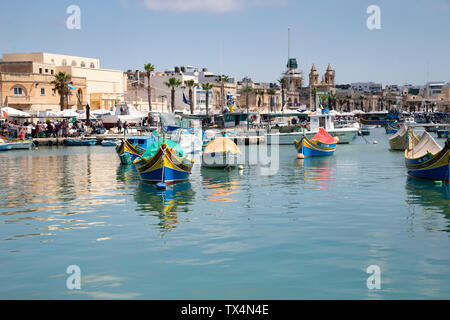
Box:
(55, 109, 80, 118)
(0, 107, 31, 118)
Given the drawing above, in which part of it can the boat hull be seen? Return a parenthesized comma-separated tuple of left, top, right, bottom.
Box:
(0, 136, 33, 149)
(294, 137, 336, 157)
(0, 144, 12, 151)
(66, 139, 97, 146)
(202, 153, 240, 168)
(134, 143, 193, 183)
(405, 139, 450, 181)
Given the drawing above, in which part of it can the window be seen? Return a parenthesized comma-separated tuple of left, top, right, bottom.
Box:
(13, 87, 23, 96)
(39, 68, 42, 74)
(90, 62, 95, 68)
(62, 59, 67, 66)
(41, 88, 45, 96)
(71, 60, 77, 67)
(80, 61, 86, 68)
(51, 70, 54, 75)
(45, 69, 48, 73)
(52, 89, 56, 96)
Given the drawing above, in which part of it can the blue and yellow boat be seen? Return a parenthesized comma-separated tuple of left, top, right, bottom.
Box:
(133, 138, 194, 184)
(405, 131, 450, 181)
(294, 128, 337, 157)
(385, 122, 400, 134)
(116, 135, 155, 165)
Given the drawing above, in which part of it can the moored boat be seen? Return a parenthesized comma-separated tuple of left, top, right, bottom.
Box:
(437, 129, 449, 139)
(66, 138, 97, 146)
(116, 135, 156, 164)
(101, 139, 120, 147)
(385, 122, 400, 134)
(0, 136, 33, 149)
(405, 131, 450, 181)
(294, 128, 338, 157)
(266, 111, 358, 145)
(389, 125, 420, 151)
(133, 139, 194, 184)
(0, 142, 12, 151)
(202, 137, 241, 168)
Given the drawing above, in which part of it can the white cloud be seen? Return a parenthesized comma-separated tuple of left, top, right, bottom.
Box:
(143, 0, 280, 13)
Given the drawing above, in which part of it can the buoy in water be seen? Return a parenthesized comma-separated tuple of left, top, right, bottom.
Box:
(156, 182, 167, 190)
(297, 153, 305, 159)
(373, 140, 378, 144)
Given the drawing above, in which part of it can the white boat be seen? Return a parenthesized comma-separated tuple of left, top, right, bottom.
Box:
(266, 111, 359, 145)
(100, 104, 147, 129)
(169, 127, 203, 154)
(0, 136, 33, 149)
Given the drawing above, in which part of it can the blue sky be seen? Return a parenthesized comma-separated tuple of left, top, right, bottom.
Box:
(1, 0, 449, 85)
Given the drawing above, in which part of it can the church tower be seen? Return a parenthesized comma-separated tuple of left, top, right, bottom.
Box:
(309, 64, 319, 87)
(324, 64, 334, 86)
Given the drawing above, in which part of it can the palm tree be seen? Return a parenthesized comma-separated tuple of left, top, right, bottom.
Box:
(51, 72, 72, 111)
(216, 75, 230, 113)
(278, 78, 286, 111)
(164, 77, 182, 113)
(311, 87, 318, 111)
(319, 93, 328, 109)
(328, 92, 336, 110)
(144, 63, 155, 111)
(359, 95, 365, 111)
(256, 90, 265, 110)
(338, 99, 345, 112)
(184, 79, 197, 114)
(201, 83, 214, 116)
(345, 95, 352, 112)
(267, 89, 276, 112)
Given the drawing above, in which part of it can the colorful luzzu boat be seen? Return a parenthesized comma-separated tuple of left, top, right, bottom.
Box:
(116, 135, 155, 165)
(294, 128, 338, 157)
(133, 138, 194, 184)
(385, 122, 400, 134)
(405, 131, 450, 181)
(0, 136, 33, 149)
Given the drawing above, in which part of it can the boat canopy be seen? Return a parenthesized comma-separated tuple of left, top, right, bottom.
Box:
(204, 137, 241, 155)
(312, 128, 335, 144)
(406, 131, 442, 159)
(142, 137, 185, 159)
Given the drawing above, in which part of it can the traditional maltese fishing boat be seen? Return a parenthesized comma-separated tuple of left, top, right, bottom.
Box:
(389, 125, 420, 151)
(294, 128, 338, 157)
(0, 136, 33, 149)
(202, 137, 241, 168)
(0, 141, 12, 151)
(405, 130, 450, 181)
(116, 135, 155, 165)
(385, 122, 400, 134)
(133, 137, 194, 184)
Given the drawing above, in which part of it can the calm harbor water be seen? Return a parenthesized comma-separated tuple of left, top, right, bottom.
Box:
(0, 128, 449, 299)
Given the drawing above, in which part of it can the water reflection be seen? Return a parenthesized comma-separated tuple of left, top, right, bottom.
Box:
(405, 177, 450, 232)
(201, 167, 240, 203)
(133, 182, 195, 233)
(295, 156, 336, 190)
(116, 164, 138, 185)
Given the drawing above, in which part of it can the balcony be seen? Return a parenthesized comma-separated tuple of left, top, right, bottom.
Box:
(5, 96, 34, 105)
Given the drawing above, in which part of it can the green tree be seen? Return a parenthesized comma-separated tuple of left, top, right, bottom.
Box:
(144, 63, 155, 111)
(184, 79, 197, 114)
(215, 75, 230, 114)
(51, 72, 72, 111)
(267, 89, 276, 112)
(164, 77, 182, 113)
(201, 83, 214, 116)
